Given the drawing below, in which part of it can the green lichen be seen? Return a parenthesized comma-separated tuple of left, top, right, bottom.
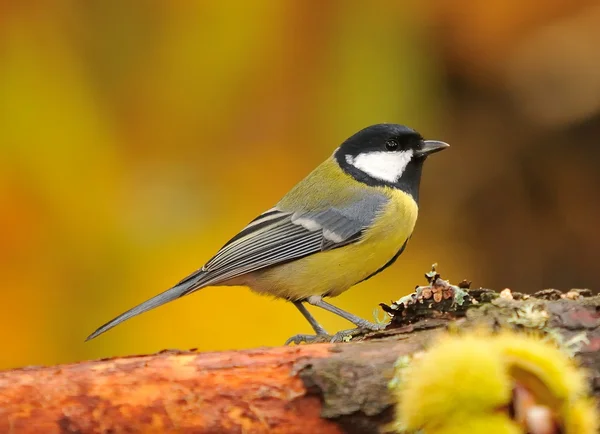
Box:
(543, 329, 589, 358)
(388, 354, 413, 391)
(506, 302, 588, 358)
(453, 286, 469, 306)
(373, 307, 391, 326)
(507, 303, 549, 329)
(388, 354, 415, 433)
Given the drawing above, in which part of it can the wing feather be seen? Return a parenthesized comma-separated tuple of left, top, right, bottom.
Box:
(171, 174, 391, 295)
(196, 192, 388, 286)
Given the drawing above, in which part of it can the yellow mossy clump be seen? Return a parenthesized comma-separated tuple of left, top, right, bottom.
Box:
(392, 329, 597, 434)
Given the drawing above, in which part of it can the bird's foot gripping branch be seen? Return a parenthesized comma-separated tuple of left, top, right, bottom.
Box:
(285, 327, 375, 345)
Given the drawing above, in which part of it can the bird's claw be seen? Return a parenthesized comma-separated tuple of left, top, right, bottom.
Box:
(355, 320, 386, 332)
(329, 328, 362, 342)
(284, 333, 331, 345)
(286, 322, 386, 345)
(328, 324, 384, 342)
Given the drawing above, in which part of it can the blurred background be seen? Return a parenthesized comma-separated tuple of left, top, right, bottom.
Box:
(1, 1, 599, 370)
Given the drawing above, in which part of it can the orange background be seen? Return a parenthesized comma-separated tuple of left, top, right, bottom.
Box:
(1, 1, 600, 369)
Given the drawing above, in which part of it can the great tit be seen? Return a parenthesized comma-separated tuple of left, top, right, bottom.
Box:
(87, 123, 449, 343)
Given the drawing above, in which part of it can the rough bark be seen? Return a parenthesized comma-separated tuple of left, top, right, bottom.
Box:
(1, 288, 599, 434)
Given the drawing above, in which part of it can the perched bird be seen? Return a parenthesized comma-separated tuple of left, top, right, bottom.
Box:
(87, 123, 449, 343)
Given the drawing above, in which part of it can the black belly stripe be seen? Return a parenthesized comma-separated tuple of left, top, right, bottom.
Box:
(358, 236, 410, 284)
(321, 237, 411, 298)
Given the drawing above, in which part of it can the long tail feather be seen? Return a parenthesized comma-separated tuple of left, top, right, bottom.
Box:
(85, 274, 204, 341)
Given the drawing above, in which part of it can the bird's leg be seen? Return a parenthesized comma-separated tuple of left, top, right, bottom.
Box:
(284, 296, 385, 345)
(306, 295, 384, 331)
(285, 301, 330, 345)
(293, 301, 328, 335)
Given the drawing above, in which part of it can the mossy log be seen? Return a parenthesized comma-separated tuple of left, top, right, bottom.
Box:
(1, 282, 599, 434)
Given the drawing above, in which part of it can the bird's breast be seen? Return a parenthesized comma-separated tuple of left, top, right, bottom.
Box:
(361, 187, 419, 246)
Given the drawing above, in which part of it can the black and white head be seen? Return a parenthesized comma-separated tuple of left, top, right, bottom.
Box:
(335, 123, 449, 200)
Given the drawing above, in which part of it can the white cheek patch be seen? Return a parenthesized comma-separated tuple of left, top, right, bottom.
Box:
(346, 150, 413, 183)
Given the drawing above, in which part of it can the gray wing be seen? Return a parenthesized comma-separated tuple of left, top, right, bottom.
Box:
(194, 193, 389, 286)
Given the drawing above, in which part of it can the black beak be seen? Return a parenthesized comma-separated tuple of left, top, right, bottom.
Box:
(416, 140, 450, 157)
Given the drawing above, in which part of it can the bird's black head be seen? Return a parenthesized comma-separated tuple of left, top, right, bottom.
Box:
(335, 123, 449, 201)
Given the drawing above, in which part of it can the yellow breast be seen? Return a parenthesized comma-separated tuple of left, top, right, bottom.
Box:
(245, 187, 418, 300)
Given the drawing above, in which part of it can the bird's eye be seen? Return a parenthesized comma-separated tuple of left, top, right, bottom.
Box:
(385, 139, 399, 151)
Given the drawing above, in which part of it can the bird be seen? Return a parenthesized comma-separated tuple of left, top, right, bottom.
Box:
(86, 123, 449, 344)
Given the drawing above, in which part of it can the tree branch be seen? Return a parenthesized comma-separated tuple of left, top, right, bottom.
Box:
(1, 288, 599, 434)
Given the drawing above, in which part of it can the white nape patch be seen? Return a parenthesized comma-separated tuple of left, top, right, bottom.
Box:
(346, 150, 413, 183)
(292, 216, 321, 232)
